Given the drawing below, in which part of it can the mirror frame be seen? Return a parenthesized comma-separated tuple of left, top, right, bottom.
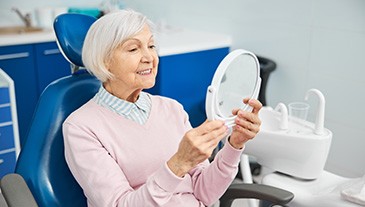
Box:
(206, 49, 261, 127)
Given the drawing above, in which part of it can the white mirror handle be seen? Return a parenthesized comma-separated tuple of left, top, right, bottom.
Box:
(207, 86, 234, 127)
(206, 86, 215, 121)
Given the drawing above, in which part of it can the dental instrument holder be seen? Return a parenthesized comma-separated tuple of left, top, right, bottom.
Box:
(274, 103, 288, 130)
(305, 88, 325, 135)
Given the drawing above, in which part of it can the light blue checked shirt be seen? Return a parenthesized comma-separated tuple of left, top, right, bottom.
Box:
(93, 86, 151, 125)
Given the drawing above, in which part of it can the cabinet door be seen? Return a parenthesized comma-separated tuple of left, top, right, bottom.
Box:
(0, 45, 38, 145)
(0, 124, 15, 151)
(0, 87, 10, 104)
(0, 151, 17, 178)
(0, 105, 11, 123)
(34, 42, 71, 95)
(146, 47, 229, 127)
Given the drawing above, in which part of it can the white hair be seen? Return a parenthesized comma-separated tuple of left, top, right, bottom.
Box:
(82, 9, 154, 82)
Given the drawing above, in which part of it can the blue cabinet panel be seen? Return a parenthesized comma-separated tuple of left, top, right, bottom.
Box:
(0, 151, 16, 178)
(0, 87, 10, 104)
(35, 42, 71, 95)
(145, 47, 229, 127)
(0, 44, 38, 143)
(0, 106, 11, 123)
(0, 125, 15, 151)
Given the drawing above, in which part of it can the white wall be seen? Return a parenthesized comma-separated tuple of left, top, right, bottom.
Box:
(1, 0, 364, 177)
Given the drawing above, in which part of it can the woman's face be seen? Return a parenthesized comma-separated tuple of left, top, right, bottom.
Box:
(105, 24, 159, 101)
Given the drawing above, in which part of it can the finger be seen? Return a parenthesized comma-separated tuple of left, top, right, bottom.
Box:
(232, 98, 250, 115)
(247, 99, 262, 114)
(233, 124, 256, 139)
(195, 120, 225, 135)
(203, 128, 228, 150)
(201, 123, 228, 142)
(243, 97, 250, 104)
(232, 98, 262, 115)
(190, 125, 227, 158)
(235, 116, 260, 133)
(237, 110, 261, 126)
(232, 108, 239, 116)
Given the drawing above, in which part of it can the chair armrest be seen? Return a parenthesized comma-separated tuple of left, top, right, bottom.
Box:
(0, 191, 8, 207)
(219, 183, 294, 207)
(0, 173, 38, 207)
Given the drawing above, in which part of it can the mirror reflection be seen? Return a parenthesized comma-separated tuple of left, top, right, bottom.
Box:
(216, 54, 258, 118)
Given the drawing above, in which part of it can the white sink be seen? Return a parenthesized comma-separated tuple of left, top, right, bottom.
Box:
(245, 106, 332, 180)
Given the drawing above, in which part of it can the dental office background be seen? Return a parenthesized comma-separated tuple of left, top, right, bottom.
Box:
(1, 0, 364, 178)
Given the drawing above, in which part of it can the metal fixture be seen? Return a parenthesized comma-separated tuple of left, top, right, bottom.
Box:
(12, 7, 32, 27)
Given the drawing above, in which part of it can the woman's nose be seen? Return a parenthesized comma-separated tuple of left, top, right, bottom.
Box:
(141, 48, 154, 62)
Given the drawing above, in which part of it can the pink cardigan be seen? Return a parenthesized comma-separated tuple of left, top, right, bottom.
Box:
(63, 95, 243, 207)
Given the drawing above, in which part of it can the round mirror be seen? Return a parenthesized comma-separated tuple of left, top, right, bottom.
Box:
(206, 49, 261, 128)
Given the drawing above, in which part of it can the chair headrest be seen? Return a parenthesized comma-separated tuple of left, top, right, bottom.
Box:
(53, 13, 97, 68)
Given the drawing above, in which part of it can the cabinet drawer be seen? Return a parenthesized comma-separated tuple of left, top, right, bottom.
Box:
(0, 151, 16, 178)
(0, 87, 10, 105)
(0, 106, 11, 122)
(0, 124, 15, 151)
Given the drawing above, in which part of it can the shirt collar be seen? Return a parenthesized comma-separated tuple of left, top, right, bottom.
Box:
(95, 86, 150, 116)
(134, 92, 150, 112)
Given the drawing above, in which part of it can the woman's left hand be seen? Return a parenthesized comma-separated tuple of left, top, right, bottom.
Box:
(229, 98, 262, 149)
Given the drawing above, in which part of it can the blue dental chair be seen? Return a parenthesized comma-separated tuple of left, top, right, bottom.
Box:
(0, 13, 293, 207)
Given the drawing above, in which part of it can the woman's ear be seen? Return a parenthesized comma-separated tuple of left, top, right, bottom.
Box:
(104, 58, 110, 71)
(104, 50, 115, 71)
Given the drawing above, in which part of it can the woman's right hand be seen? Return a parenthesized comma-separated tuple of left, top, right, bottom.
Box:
(167, 120, 228, 177)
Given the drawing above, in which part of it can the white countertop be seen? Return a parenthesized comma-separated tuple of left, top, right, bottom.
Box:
(0, 28, 232, 56)
(0, 29, 56, 47)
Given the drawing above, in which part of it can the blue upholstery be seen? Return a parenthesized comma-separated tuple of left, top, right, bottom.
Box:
(53, 13, 96, 67)
(13, 13, 100, 207)
(15, 73, 99, 207)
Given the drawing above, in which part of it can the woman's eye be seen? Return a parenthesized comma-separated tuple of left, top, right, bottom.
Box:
(128, 48, 138, 52)
(149, 45, 156, 49)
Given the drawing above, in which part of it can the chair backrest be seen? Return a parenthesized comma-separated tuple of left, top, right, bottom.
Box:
(14, 13, 99, 207)
(53, 13, 97, 68)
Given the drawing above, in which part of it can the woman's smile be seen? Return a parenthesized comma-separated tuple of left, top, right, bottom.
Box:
(137, 68, 152, 75)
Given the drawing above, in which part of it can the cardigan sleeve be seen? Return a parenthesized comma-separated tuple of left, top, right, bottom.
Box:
(166, 98, 244, 206)
(188, 137, 244, 206)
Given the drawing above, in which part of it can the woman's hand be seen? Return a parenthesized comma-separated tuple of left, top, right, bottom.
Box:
(167, 120, 228, 177)
(229, 98, 262, 149)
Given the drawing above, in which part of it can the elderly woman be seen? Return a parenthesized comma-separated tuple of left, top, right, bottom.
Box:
(63, 9, 262, 207)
